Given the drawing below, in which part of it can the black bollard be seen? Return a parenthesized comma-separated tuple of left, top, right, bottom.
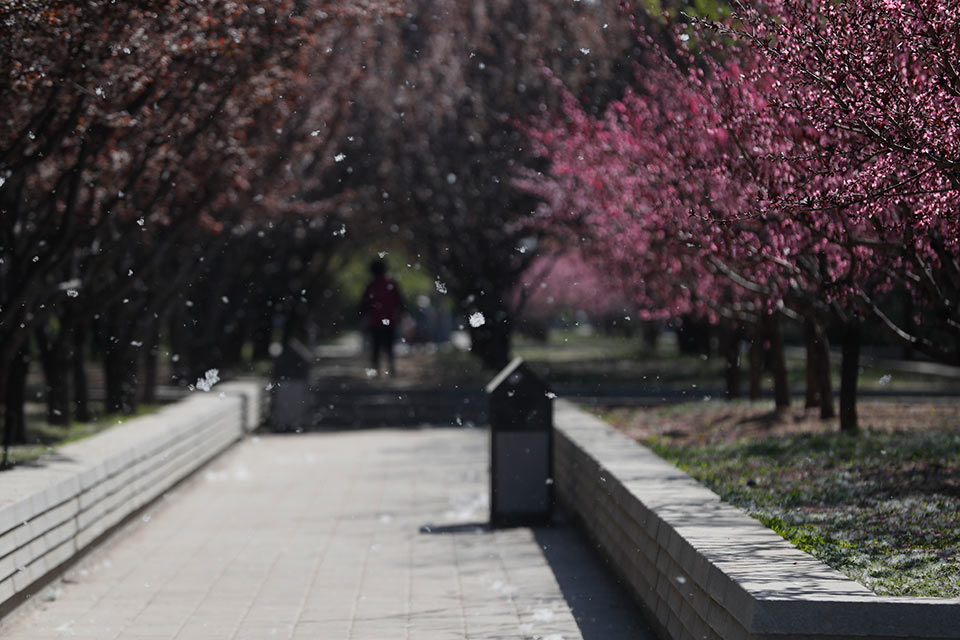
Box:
(270, 338, 313, 432)
(485, 357, 554, 527)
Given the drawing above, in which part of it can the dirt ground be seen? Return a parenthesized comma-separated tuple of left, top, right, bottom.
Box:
(604, 399, 960, 446)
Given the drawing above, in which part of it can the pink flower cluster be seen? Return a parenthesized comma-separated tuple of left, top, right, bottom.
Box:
(518, 0, 960, 360)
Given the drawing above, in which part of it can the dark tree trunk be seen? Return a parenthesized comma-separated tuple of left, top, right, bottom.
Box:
(470, 314, 512, 371)
(168, 308, 192, 387)
(719, 322, 741, 400)
(3, 347, 31, 455)
(804, 319, 820, 410)
(72, 322, 92, 422)
(222, 319, 246, 369)
(142, 319, 161, 405)
(641, 322, 660, 351)
(839, 318, 861, 435)
(901, 295, 916, 360)
(677, 315, 711, 357)
(36, 319, 74, 427)
(104, 344, 140, 415)
(101, 307, 141, 415)
(748, 325, 763, 401)
(807, 318, 836, 420)
(251, 309, 274, 361)
(42, 352, 72, 426)
(763, 312, 791, 412)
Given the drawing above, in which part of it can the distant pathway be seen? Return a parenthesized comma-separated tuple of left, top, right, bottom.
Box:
(0, 428, 652, 639)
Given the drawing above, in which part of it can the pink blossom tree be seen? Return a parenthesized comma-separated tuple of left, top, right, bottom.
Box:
(513, 252, 637, 339)
(520, 0, 960, 433)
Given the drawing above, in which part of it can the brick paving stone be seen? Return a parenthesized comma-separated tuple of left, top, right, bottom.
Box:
(0, 428, 653, 640)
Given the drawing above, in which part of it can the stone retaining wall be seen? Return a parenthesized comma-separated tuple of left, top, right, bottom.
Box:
(0, 381, 266, 613)
(552, 400, 960, 640)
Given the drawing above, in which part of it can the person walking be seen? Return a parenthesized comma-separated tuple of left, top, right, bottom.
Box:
(359, 258, 404, 375)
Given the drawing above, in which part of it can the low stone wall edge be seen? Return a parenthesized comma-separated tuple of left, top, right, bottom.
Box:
(0, 378, 268, 615)
(552, 399, 960, 640)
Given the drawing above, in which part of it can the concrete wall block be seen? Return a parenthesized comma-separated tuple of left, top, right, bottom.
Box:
(40, 538, 76, 579)
(0, 576, 14, 604)
(628, 547, 660, 597)
(679, 597, 716, 640)
(707, 599, 750, 640)
(0, 531, 16, 570)
(11, 519, 34, 550)
(666, 574, 685, 618)
(655, 568, 676, 604)
(26, 493, 53, 527)
(0, 550, 16, 584)
(217, 380, 265, 431)
(77, 478, 106, 511)
(12, 535, 47, 577)
(686, 573, 715, 621)
(10, 558, 42, 593)
(654, 589, 672, 630)
(73, 525, 97, 552)
(76, 497, 105, 531)
(42, 518, 78, 558)
(31, 500, 79, 547)
(666, 608, 683, 640)
(0, 506, 19, 542)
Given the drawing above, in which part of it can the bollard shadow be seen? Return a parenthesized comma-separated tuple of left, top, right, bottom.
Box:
(419, 522, 490, 534)
(533, 518, 658, 640)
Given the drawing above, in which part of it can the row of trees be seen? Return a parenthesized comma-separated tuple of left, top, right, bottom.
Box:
(1, 0, 641, 452)
(519, 0, 960, 432)
(7, 0, 952, 447)
(1, 0, 392, 453)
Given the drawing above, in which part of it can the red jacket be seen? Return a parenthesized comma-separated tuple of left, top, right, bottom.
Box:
(360, 276, 404, 326)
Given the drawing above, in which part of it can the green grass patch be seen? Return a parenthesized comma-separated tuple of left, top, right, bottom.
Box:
(606, 404, 960, 597)
(516, 331, 728, 388)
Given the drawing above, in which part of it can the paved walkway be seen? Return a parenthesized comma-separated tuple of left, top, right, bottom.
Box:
(0, 428, 652, 639)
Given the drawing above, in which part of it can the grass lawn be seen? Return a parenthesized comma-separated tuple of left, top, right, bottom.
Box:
(600, 400, 960, 597)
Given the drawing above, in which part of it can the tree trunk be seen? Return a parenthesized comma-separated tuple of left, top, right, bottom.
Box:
(104, 345, 140, 415)
(470, 313, 512, 371)
(168, 308, 192, 387)
(719, 322, 741, 400)
(222, 319, 246, 369)
(36, 320, 74, 427)
(102, 310, 141, 415)
(810, 318, 836, 419)
(142, 319, 161, 405)
(3, 346, 31, 457)
(72, 322, 92, 422)
(901, 295, 916, 360)
(764, 312, 791, 412)
(677, 315, 711, 357)
(251, 309, 274, 361)
(641, 322, 660, 351)
(839, 318, 861, 435)
(43, 353, 72, 426)
(804, 318, 820, 410)
(748, 325, 763, 401)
